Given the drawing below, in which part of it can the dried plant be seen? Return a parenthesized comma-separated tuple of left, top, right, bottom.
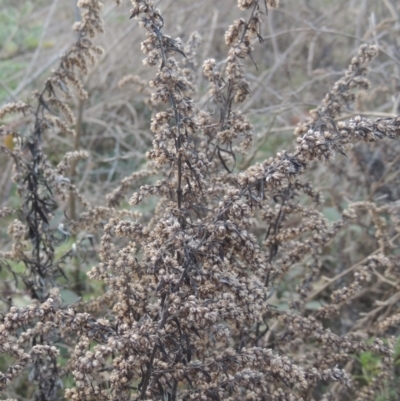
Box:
(0, 1, 399, 401)
(0, 1, 112, 399)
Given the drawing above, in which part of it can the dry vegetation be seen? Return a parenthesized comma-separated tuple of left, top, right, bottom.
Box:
(0, 0, 400, 400)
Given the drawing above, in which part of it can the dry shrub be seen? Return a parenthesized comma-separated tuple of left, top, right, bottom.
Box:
(0, 1, 399, 401)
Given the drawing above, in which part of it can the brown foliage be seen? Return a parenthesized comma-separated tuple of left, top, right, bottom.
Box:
(0, 1, 399, 401)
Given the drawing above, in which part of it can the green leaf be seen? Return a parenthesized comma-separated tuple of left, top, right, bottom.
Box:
(60, 289, 80, 305)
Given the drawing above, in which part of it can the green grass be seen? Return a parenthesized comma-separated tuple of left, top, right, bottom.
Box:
(0, 2, 49, 101)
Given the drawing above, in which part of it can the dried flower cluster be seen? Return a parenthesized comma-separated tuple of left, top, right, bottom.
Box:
(0, 1, 110, 399)
(0, 1, 399, 401)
